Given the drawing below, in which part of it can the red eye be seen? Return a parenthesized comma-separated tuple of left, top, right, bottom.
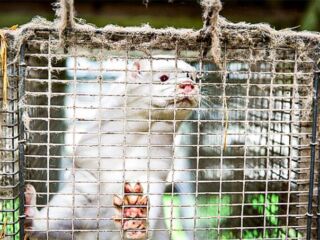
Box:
(160, 75, 169, 82)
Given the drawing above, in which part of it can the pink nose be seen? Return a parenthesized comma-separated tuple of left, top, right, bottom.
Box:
(179, 82, 195, 93)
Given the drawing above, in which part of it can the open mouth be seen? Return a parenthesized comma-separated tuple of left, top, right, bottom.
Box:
(176, 97, 193, 105)
(168, 96, 195, 106)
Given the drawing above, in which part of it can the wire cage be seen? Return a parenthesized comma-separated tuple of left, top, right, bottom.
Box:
(1, 0, 320, 239)
(0, 40, 22, 239)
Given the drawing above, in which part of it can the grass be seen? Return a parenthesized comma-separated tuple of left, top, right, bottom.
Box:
(163, 193, 302, 240)
(0, 198, 20, 240)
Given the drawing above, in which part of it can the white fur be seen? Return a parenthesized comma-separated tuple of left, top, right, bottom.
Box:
(27, 56, 199, 239)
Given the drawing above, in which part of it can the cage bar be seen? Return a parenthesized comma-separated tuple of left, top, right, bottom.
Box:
(18, 44, 26, 240)
(306, 70, 319, 240)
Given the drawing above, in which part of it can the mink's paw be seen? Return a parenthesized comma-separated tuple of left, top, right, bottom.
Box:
(24, 184, 37, 229)
(113, 182, 148, 239)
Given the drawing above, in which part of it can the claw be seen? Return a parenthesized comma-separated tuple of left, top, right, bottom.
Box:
(137, 196, 148, 205)
(124, 182, 134, 193)
(113, 195, 123, 207)
(133, 182, 143, 193)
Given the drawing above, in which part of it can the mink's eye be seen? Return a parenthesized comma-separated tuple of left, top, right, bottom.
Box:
(160, 75, 169, 82)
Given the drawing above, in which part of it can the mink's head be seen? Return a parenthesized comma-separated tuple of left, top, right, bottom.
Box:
(126, 55, 199, 121)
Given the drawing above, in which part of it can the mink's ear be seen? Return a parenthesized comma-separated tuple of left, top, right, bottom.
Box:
(130, 59, 150, 79)
(131, 60, 146, 79)
(131, 61, 141, 79)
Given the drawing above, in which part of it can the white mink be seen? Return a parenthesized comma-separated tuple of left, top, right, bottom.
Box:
(25, 56, 199, 240)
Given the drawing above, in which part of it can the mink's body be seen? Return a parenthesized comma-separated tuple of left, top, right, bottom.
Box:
(25, 56, 199, 239)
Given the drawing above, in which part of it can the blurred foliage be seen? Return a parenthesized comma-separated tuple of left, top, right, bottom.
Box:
(0, 198, 20, 240)
(0, 12, 202, 29)
(302, 0, 320, 31)
(163, 193, 302, 239)
(0, 0, 318, 30)
(0, 12, 54, 29)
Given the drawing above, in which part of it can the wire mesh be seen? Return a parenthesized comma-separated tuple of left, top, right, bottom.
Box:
(0, 48, 21, 239)
(4, 25, 314, 240)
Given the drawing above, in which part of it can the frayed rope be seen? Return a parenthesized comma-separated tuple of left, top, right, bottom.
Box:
(53, 0, 75, 41)
(1, 31, 8, 110)
(0, 25, 18, 110)
(200, 0, 222, 66)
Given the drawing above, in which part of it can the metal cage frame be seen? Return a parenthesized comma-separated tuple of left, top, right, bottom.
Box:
(1, 1, 320, 239)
